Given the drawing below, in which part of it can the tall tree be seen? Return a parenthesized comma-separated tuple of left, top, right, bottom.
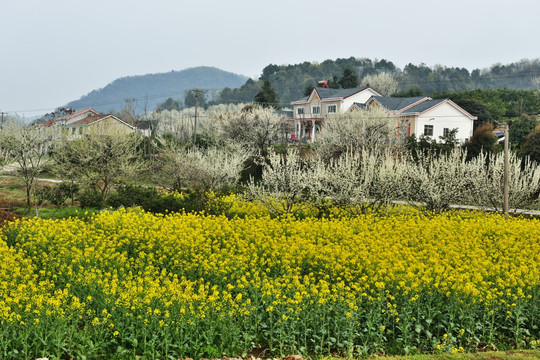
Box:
(254, 80, 280, 109)
(185, 89, 207, 109)
(339, 67, 359, 88)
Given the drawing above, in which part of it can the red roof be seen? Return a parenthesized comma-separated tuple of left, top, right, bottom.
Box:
(57, 108, 100, 121)
(69, 114, 109, 125)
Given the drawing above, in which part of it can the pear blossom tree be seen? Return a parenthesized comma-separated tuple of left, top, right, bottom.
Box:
(0, 118, 54, 207)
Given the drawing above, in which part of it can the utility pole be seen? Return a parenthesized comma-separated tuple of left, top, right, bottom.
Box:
(192, 89, 204, 144)
(0, 112, 7, 129)
(503, 122, 510, 219)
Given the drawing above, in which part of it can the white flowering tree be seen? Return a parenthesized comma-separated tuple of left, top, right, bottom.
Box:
(247, 149, 314, 217)
(150, 108, 201, 144)
(466, 151, 540, 211)
(361, 73, 399, 96)
(309, 148, 409, 214)
(0, 118, 54, 206)
(315, 107, 399, 159)
(53, 132, 144, 196)
(210, 104, 289, 160)
(155, 145, 248, 193)
(404, 149, 471, 213)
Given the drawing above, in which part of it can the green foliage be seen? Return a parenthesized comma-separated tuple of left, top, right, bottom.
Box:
(155, 97, 182, 111)
(254, 80, 280, 109)
(510, 115, 538, 150)
(303, 82, 315, 96)
(339, 67, 359, 88)
(463, 123, 499, 160)
(215, 57, 540, 110)
(406, 129, 460, 160)
(106, 185, 207, 214)
(78, 189, 106, 209)
(184, 89, 207, 109)
(211, 78, 261, 105)
(518, 129, 540, 164)
(433, 88, 540, 119)
(393, 87, 425, 97)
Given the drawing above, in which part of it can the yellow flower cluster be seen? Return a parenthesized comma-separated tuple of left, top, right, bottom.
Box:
(0, 207, 538, 355)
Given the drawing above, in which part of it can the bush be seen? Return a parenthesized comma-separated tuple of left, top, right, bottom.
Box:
(106, 185, 207, 214)
(106, 184, 157, 209)
(78, 190, 105, 209)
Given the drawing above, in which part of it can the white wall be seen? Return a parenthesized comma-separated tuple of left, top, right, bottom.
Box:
(340, 89, 380, 113)
(414, 102, 474, 143)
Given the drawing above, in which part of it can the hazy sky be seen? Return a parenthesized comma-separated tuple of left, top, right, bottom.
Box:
(2, 0, 539, 117)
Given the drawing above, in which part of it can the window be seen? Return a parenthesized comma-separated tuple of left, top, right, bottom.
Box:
(424, 125, 434, 136)
(443, 128, 450, 137)
(327, 104, 337, 113)
(312, 106, 321, 114)
(297, 107, 304, 115)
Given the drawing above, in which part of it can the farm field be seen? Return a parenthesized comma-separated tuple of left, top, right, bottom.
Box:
(0, 206, 539, 359)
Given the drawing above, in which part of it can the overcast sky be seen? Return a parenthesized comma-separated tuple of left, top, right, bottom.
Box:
(2, 0, 539, 117)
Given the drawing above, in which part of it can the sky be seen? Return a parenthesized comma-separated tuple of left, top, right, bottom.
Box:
(1, 0, 540, 118)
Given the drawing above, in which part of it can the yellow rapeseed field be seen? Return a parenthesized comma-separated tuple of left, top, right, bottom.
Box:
(0, 206, 539, 359)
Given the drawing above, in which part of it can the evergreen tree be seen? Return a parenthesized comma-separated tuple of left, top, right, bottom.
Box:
(156, 97, 182, 111)
(185, 90, 207, 109)
(327, 75, 341, 89)
(254, 80, 280, 109)
(339, 67, 359, 88)
(304, 82, 315, 96)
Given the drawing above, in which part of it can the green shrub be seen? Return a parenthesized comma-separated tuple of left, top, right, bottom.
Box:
(78, 190, 105, 209)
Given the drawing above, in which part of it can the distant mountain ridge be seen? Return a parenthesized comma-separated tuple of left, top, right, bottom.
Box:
(65, 66, 249, 114)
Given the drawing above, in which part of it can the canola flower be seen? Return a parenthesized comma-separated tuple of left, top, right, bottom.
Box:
(0, 206, 539, 359)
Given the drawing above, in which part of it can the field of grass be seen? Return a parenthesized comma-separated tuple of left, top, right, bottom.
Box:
(0, 204, 538, 360)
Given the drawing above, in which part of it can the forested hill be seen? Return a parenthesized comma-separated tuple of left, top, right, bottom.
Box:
(236, 57, 540, 107)
(66, 66, 249, 114)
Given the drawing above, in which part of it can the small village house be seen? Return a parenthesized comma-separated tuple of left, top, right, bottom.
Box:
(290, 86, 477, 143)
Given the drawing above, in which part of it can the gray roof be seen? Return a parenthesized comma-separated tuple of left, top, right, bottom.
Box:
(401, 99, 447, 114)
(371, 96, 428, 111)
(352, 103, 367, 109)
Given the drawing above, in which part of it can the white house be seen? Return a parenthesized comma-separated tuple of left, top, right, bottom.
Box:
(364, 96, 477, 143)
(290, 87, 477, 143)
(290, 86, 381, 142)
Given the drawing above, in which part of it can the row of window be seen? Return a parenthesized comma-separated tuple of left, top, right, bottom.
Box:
(296, 105, 337, 115)
(424, 125, 451, 137)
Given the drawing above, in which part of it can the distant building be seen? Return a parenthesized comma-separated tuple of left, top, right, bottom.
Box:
(290, 87, 477, 143)
(291, 86, 381, 141)
(40, 108, 149, 139)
